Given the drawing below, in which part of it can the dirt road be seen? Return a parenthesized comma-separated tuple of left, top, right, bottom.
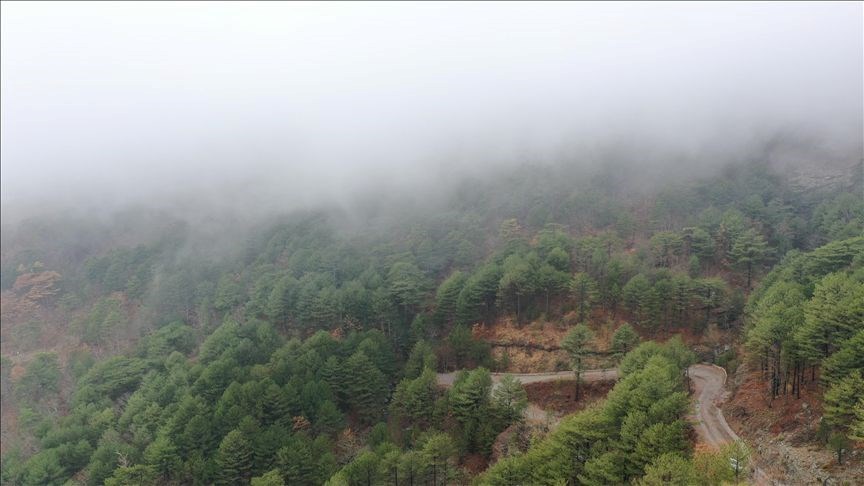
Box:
(435, 368, 619, 387)
(689, 364, 775, 485)
(437, 364, 775, 485)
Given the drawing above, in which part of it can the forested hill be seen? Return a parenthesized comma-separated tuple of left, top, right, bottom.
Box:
(1, 158, 862, 485)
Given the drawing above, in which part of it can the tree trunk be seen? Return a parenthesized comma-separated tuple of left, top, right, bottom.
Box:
(516, 294, 521, 321)
(546, 290, 550, 316)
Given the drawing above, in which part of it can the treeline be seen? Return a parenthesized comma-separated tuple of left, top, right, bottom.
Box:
(2, 161, 859, 355)
(1, 160, 862, 483)
(744, 236, 864, 457)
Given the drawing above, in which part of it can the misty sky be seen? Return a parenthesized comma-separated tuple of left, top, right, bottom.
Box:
(1, 2, 862, 212)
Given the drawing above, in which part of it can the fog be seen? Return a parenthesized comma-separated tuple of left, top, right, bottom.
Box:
(2, 2, 862, 219)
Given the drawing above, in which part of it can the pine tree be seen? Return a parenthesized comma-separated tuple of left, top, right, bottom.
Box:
(623, 274, 659, 331)
(611, 323, 639, 360)
(399, 450, 425, 486)
(260, 381, 291, 427)
(824, 370, 864, 432)
(319, 356, 345, 405)
(497, 254, 537, 321)
(379, 449, 402, 486)
(421, 433, 457, 486)
(267, 275, 295, 328)
(449, 368, 493, 452)
(536, 262, 570, 316)
(580, 451, 626, 485)
(390, 368, 436, 427)
(315, 400, 344, 436)
(404, 340, 437, 379)
(143, 435, 179, 482)
(730, 228, 769, 289)
(216, 429, 254, 485)
(345, 351, 387, 424)
(277, 435, 315, 485)
(492, 374, 528, 423)
(435, 271, 466, 326)
(251, 469, 284, 486)
(638, 453, 694, 486)
(561, 324, 594, 399)
(570, 272, 599, 322)
(797, 273, 864, 362)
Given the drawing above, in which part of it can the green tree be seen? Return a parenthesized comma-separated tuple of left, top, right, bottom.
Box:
(378, 449, 402, 486)
(456, 263, 501, 324)
(345, 351, 387, 424)
(215, 274, 245, 312)
(388, 262, 427, 324)
(824, 370, 864, 433)
(849, 398, 864, 442)
(570, 272, 598, 322)
(15, 352, 61, 403)
(561, 324, 594, 399)
(251, 469, 284, 486)
(580, 451, 626, 485)
(104, 465, 159, 486)
(611, 323, 639, 360)
(638, 453, 694, 486)
(399, 450, 425, 486)
(391, 368, 437, 428)
(497, 254, 536, 321)
(277, 435, 316, 485)
(730, 228, 769, 289)
(649, 231, 683, 268)
(721, 440, 751, 483)
(342, 450, 379, 486)
(821, 329, 864, 386)
(623, 274, 659, 331)
(492, 374, 528, 423)
(447, 324, 490, 369)
(315, 400, 345, 436)
(435, 271, 466, 326)
(144, 435, 180, 482)
(797, 272, 864, 362)
(216, 429, 254, 485)
(404, 340, 437, 379)
(828, 432, 850, 465)
(536, 262, 570, 316)
(421, 432, 457, 486)
(449, 368, 494, 453)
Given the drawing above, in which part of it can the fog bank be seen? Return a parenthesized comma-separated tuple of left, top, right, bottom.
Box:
(2, 2, 862, 216)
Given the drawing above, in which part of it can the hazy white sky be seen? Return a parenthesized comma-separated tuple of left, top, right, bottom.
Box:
(2, 1, 862, 210)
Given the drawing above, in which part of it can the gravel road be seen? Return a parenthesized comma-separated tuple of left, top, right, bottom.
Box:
(437, 364, 776, 484)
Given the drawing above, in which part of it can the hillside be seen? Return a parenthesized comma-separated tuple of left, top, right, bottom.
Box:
(1, 158, 862, 485)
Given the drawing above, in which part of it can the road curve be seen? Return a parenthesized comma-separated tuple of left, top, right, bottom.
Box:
(437, 364, 774, 485)
(689, 364, 774, 486)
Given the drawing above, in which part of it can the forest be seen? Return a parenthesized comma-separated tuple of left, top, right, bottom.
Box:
(1, 157, 862, 485)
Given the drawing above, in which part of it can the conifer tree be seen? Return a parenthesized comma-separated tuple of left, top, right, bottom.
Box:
(730, 228, 769, 289)
(345, 351, 387, 424)
(216, 430, 254, 485)
(562, 324, 594, 399)
(570, 272, 599, 322)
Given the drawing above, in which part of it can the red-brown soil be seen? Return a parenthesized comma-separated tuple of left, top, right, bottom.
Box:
(724, 360, 864, 484)
(524, 379, 615, 415)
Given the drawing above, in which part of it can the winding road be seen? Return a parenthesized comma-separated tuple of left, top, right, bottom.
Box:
(437, 363, 774, 485)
